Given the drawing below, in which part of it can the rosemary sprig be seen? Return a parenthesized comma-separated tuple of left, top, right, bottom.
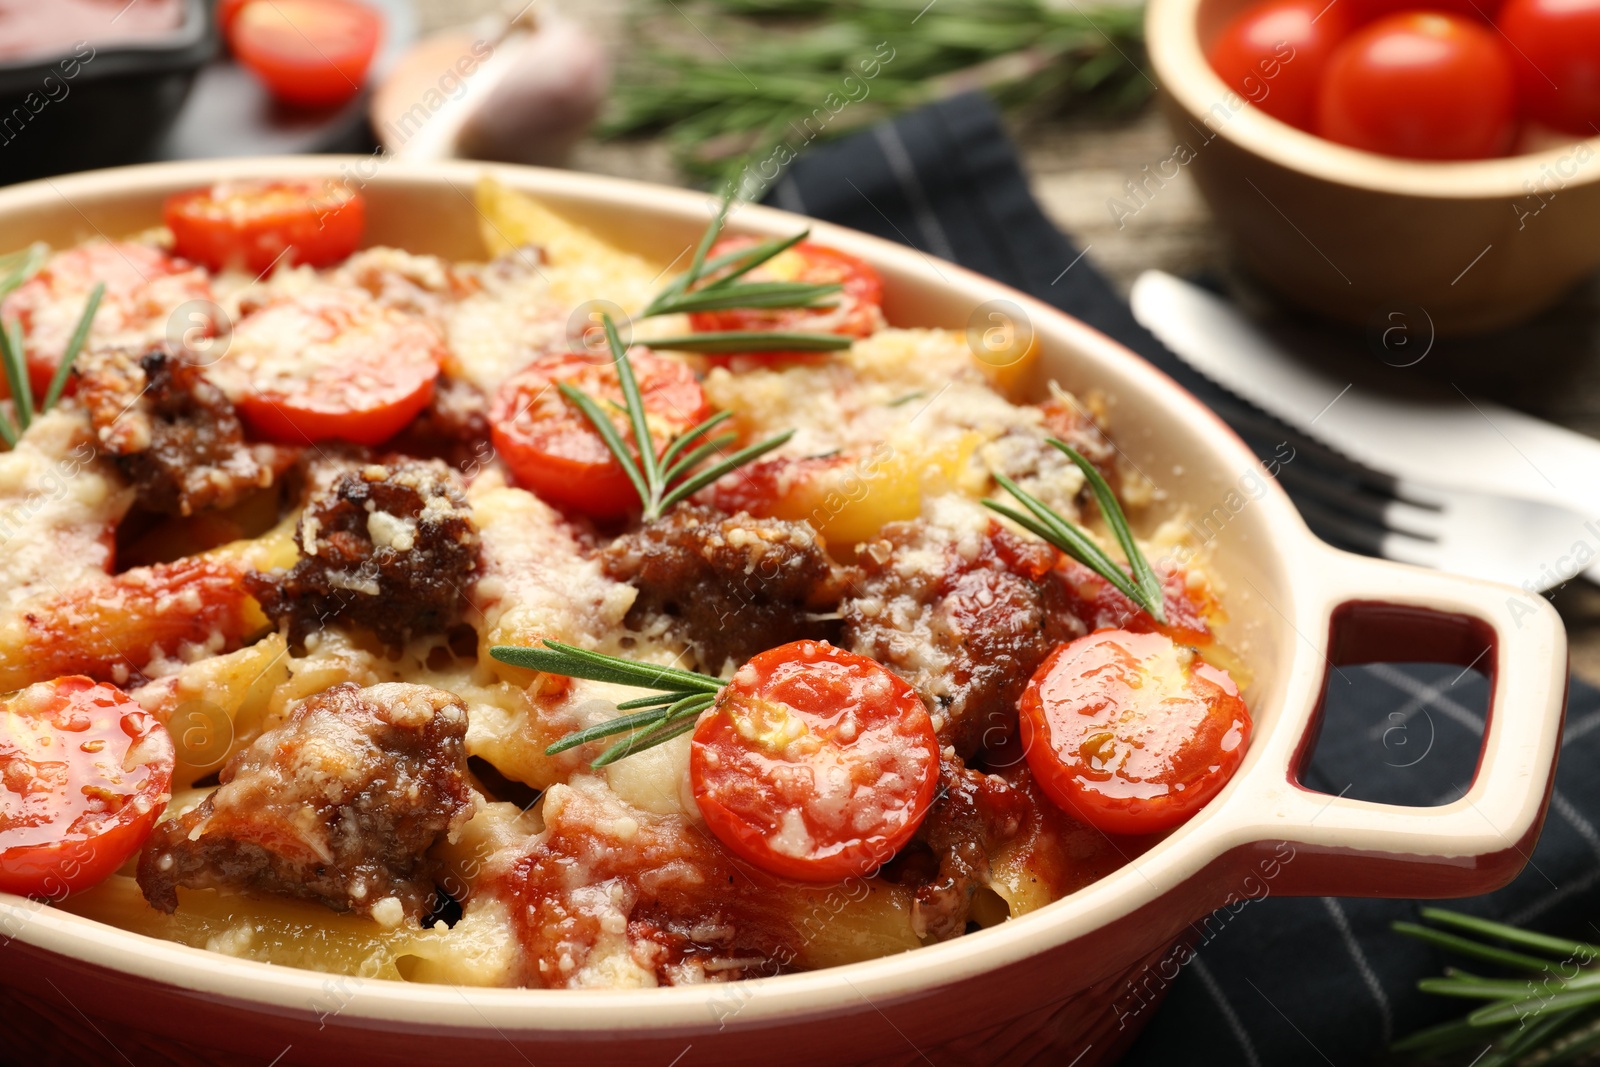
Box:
(0, 276, 101, 446)
(603, 0, 1151, 176)
(982, 439, 1167, 624)
(565, 313, 794, 520)
(490, 640, 725, 767)
(639, 183, 853, 355)
(1395, 909, 1600, 1066)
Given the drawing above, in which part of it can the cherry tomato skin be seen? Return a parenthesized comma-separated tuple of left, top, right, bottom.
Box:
(1, 242, 212, 399)
(229, 0, 383, 109)
(1348, 0, 1500, 22)
(164, 180, 366, 275)
(220, 290, 443, 446)
(489, 348, 711, 519)
(1498, 0, 1600, 135)
(1316, 12, 1517, 159)
(0, 677, 175, 898)
(1019, 630, 1251, 836)
(1207, 0, 1354, 130)
(688, 238, 883, 364)
(690, 640, 941, 883)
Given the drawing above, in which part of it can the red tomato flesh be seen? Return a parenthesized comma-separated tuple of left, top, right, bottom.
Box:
(1053, 558, 1218, 647)
(0, 677, 174, 899)
(688, 237, 883, 364)
(690, 640, 940, 883)
(218, 289, 442, 445)
(0, 241, 212, 399)
(230, 0, 383, 110)
(1019, 630, 1251, 836)
(1498, 0, 1600, 135)
(164, 179, 366, 275)
(1207, 0, 1354, 130)
(1316, 12, 1517, 159)
(489, 348, 711, 519)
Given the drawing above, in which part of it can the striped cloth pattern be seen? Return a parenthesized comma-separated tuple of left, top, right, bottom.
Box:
(766, 91, 1600, 1066)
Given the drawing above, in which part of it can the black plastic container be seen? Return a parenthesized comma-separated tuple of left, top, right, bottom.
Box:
(0, 0, 217, 186)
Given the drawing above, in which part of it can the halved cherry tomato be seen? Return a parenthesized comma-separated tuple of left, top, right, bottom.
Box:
(1053, 558, 1218, 647)
(489, 348, 711, 518)
(1498, 0, 1600, 135)
(688, 237, 883, 363)
(1207, 0, 1354, 130)
(0, 677, 174, 898)
(690, 640, 940, 883)
(0, 241, 212, 399)
(1316, 12, 1517, 159)
(1019, 630, 1250, 836)
(230, 0, 383, 110)
(217, 289, 443, 445)
(1348, 0, 1500, 22)
(164, 180, 366, 275)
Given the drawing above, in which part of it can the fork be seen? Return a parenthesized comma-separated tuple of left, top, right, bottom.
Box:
(1226, 411, 1600, 593)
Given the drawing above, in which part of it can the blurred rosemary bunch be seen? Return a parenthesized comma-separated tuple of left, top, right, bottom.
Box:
(602, 0, 1151, 176)
(1395, 909, 1600, 1066)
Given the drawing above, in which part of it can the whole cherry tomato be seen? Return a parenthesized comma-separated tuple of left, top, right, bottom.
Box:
(1208, 0, 1354, 130)
(1498, 0, 1600, 135)
(1316, 12, 1517, 159)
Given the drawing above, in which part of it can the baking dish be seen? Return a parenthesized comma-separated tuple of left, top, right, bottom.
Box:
(0, 157, 1568, 1066)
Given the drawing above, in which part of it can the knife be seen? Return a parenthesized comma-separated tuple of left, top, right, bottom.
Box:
(1129, 270, 1600, 519)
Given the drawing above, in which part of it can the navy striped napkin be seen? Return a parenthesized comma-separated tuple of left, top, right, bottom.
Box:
(765, 91, 1600, 1066)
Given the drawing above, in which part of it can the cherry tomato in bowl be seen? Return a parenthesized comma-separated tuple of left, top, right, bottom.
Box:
(1315, 12, 1517, 159)
(690, 640, 941, 883)
(230, 0, 383, 110)
(216, 289, 443, 445)
(1019, 630, 1251, 836)
(0, 677, 175, 899)
(1498, 0, 1600, 136)
(489, 348, 711, 519)
(1207, 0, 1353, 130)
(688, 237, 883, 364)
(164, 180, 366, 275)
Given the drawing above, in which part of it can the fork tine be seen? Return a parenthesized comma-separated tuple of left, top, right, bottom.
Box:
(1223, 408, 1402, 495)
(1276, 464, 1444, 542)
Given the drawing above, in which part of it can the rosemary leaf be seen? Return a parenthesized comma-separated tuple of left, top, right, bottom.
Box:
(614, 691, 688, 711)
(545, 705, 692, 754)
(0, 318, 31, 432)
(660, 409, 734, 472)
(592, 712, 702, 768)
(606, 315, 663, 504)
(1471, 988, 1600, 1026)
(1394, 920, 1567, 974)
(557, 380, 651, 507)
(1418, 907, 1600, 962)
(650, 280, 841, 315)
(698, 230, 811, 288)
(489, 640, 724, 693)
(0, 243, 45, 301)
(662, 431, 739, 485)
(1052, 440, 1166, 624)
(44, 283, 103, 414)
(0, 405, 16, 449)
(645, 331, 854, 354)
(657, 428, 795, 512)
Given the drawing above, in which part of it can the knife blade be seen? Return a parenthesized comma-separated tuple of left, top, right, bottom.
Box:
(1129, 270, 1600, 517)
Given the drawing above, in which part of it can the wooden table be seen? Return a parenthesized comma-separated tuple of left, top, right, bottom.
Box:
(415, 0, 1600, 686)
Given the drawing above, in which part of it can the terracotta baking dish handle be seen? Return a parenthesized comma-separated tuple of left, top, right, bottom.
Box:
(1223, 547, 1568, 900)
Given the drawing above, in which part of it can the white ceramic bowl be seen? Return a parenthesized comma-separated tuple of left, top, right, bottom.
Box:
(0, 158, 1569, 1067)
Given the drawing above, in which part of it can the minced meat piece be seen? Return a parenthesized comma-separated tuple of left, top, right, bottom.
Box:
(601, 505, 851, 674)
(900, 759, 1032, 941)
(245, 460, 479, 650)
(137, 682, 476, 921)
(843, 514, 1084, 758)
(74, 345, 278, 516)
(384, 375, 492, 474)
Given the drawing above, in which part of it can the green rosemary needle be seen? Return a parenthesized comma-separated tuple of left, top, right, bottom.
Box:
(982, 439, 1167, 624)
(640, 183, 853, 355)
(490, 640, 726, 767)
(0, 278, 102, 446)
(562, 313, 793, 521)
